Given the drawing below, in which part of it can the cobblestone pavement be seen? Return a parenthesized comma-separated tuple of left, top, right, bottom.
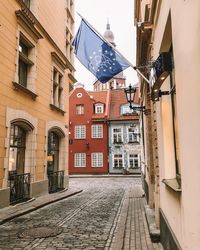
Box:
(0, 177, 163, 250)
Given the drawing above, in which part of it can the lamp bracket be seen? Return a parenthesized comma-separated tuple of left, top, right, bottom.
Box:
(159, 90, 170, 97)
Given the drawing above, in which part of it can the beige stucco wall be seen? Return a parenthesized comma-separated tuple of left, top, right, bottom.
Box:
(152, 1, 200, 249)
(0, 0, 73, 206)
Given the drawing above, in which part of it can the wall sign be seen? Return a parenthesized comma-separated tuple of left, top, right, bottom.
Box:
(151, 52, 173, 101)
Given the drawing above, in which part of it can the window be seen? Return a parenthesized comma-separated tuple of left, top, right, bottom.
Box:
(18, 38, 34, 87)
(128, 126, 139, 143)
(95, 104, 104, 113)
(52, 68, 63, 109)
(170, 48, 180, 177)
(91, 125, 103, 138)
(113, 154, 123, 169)
(129, 154, 139, 169)
(113, 128, 123, 143)
(76, 105, 84, 115)
(75, 125, 86, 139)
(9, 124, 26, 174)
(74, 153, 86, 167)
(91, 153, 103, 167)
(23, 0, 30, 8)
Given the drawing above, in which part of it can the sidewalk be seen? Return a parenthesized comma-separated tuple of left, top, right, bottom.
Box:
(111, 185, 163, 250)
(0, 187, 82, 225)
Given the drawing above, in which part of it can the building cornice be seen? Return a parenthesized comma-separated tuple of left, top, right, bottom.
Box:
(68, 73, 77, 83)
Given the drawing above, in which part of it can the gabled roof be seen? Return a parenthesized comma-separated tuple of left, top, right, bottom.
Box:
(88, 91, 108, 104)
(108, 89, 139, 121)
(88, 90, 110, 120)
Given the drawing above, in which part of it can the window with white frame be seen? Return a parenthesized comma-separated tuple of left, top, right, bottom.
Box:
(129, 154, 139, 168)
(91, 125, 103, 138)
(75, 125, 86, 139)
(113, 154, 123, 168)
(95, 104, 104, 113)
(91, 153, 103, 167)
(121, 104, 132, 115)
(128, 126, 139, 143)
(74, 153, 86, 167)
(76, 104, 84, 115)
(113, 127, 123, 143)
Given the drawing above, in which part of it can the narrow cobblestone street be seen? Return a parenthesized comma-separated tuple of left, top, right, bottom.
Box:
(0, 177, 163, 250)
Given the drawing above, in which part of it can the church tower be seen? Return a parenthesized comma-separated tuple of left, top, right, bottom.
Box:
(93, 22, 126, 91)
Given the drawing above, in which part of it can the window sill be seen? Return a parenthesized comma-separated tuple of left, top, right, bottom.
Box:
(128, 141, 140, 144)
(128, 167, 140, 169)
(13, 81, 38, 100)
(49, 104, 65, 115)
(162, 178, 182, 192)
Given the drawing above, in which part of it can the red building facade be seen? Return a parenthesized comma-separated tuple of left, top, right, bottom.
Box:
(69, 84, 110, 174)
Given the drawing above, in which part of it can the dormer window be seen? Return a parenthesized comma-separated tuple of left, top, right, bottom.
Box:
(95, 104, 104, 114)
(121, 104, 132, 115)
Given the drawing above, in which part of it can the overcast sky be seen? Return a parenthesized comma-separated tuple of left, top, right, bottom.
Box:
(74, 0, 138, 90)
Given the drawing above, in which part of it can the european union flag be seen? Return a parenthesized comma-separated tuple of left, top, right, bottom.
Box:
(72, 19, 131, 83)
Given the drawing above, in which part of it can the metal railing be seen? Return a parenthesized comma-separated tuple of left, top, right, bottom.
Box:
(48, 170, 64, 193)
(9, 172, 30, 205)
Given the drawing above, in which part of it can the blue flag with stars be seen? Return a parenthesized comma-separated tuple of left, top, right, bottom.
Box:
(72, 19, 131, 83)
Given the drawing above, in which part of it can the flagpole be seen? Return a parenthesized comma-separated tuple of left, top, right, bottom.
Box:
(76, 12, 150, 85)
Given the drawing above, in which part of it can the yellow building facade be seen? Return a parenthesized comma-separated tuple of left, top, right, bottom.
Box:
(135, 0, 200, 249)
(0, 0, 75, 208)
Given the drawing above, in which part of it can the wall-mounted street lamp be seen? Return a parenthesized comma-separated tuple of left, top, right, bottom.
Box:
(124, 85, 145, 112)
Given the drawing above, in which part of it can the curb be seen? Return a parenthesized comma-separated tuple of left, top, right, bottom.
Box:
(69, 174, 141, 178)
(144, 205, 160, 242)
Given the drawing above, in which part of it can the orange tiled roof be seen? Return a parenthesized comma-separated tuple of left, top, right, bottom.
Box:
(88, 91, 108, 103)
(88, 90, 110, 120)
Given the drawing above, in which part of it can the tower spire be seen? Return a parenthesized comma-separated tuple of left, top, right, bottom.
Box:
(103, 19, 115, 46)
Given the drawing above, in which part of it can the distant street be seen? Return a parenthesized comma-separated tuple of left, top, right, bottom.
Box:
(0, 177, 162, 250)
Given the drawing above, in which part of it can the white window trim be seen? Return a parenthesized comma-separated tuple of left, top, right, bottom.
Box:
(95, 104, 104, 114)
(128, 154, 139, 169)
(91, 124, 103, 138)
(74, 153, 86, 167)
(127, 126, 139, 143)
(113, 154, 123, 169)
(75, 125, 86, 139)
(91, 153, 103, 168)
(112, 127, 123, 143)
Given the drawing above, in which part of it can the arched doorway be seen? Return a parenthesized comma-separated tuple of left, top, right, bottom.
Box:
(8, 124, 31, 204)
(47, 130, 64, 193)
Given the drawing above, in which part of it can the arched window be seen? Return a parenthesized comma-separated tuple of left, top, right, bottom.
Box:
(47, 131, 59, 174)
(9, 124, 26, 174)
